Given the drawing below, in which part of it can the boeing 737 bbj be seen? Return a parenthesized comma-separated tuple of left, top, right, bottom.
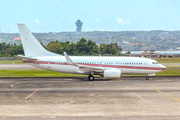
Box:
(17, 23, 166, 81)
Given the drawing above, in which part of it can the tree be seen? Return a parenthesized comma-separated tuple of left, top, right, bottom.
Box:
(100, 43, 122, 55)
(126, 51, 131, 54)
(150, 50, 155, 54)
(0, 42, 24, 57)
(0, 38, 123, 57)
(46, 41, 62, 54)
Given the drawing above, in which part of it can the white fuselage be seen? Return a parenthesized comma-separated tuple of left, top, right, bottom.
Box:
(24, 56, 166, 75)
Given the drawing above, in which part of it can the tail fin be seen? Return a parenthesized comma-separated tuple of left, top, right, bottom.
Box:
(17, 23, 60, 57)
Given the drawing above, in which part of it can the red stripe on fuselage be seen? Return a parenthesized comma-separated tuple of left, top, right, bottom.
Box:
(23, 60, 166, 71)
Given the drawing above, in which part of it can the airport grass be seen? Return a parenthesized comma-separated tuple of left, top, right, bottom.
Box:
(155, 68, 180, 76)
(0, 69, 179, 77)
(0, 60, 24, 64)
(156, 57, 180, 63)
(0, 70, 87, 77)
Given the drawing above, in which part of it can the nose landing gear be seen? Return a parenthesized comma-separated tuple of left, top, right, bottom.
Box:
(146, 76, 149, 80)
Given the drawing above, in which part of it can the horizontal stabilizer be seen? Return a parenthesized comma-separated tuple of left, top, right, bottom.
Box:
(16, 55, 37, 60)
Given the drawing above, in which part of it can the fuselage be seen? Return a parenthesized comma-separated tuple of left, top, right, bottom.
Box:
(23, 56, 166, 75)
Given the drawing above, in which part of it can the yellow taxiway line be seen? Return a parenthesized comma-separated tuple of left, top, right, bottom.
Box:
(155, 88, 180, 102)
(25, 88, 38, 100)
(136, 95, 146, 102)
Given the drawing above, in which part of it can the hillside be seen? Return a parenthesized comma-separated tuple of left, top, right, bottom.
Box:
(1, 30, 180, 51)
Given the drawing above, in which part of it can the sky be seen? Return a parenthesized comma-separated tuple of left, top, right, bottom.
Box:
(0, 0, 180, 33)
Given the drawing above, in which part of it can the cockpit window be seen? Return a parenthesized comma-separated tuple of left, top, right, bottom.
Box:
(152, 62, 159, 64)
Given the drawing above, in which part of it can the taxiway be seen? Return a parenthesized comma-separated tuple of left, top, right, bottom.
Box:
(0, 77, 180, 119)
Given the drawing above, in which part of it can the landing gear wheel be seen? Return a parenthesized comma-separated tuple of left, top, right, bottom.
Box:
(88, 75, 94, 81)
(146, 76, 149, 80)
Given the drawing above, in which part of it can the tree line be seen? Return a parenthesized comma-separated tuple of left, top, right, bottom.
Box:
(0, 38, 123, 57)
(0, 42, 24, 57)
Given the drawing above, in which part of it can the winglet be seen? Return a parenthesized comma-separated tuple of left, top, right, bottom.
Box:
(63, 52, 76, 65)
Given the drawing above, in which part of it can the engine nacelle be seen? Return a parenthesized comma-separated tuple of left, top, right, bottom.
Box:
(104, 69, 121, 78)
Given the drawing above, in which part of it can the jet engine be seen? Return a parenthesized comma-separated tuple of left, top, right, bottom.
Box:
(104, 69, 121, 78)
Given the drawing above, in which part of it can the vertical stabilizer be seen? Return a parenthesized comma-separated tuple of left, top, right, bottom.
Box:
(17, 23, 60, 57)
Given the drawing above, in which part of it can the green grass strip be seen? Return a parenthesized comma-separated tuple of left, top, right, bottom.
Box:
(0, 70, 87, 77)
(156, 58, 180, 63)
(0, 69, 179, 77)
(155, 68, 180, 76)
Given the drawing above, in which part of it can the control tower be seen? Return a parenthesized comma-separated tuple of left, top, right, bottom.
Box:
(75, 19, 83, 32)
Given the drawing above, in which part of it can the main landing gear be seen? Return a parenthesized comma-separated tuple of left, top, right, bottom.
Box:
(88, 74, 94, 81)
(146, 76, 149, 80)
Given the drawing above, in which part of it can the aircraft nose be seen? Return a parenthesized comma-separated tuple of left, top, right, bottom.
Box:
(159, 64, 166, 70)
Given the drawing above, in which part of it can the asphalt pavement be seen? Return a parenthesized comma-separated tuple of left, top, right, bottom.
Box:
(0, 77, 180, 120)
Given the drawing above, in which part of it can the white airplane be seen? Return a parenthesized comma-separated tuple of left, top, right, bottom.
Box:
(17, 23, 166, 81)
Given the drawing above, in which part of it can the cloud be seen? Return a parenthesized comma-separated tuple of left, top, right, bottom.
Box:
(116, 18, 131, 25)
(34, 19, 40, 24)
(96, 19, 100, 23)
(96, 29, 104, 31)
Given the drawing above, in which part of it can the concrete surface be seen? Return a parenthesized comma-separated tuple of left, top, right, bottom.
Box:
(162, 63, 180, 66)
(0, 64, 42, 70)
(0, 77, 180, 120)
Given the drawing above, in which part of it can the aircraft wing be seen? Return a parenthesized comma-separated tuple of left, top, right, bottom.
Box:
(78, 65, 104, 73)
(63, 52, 104, 73)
